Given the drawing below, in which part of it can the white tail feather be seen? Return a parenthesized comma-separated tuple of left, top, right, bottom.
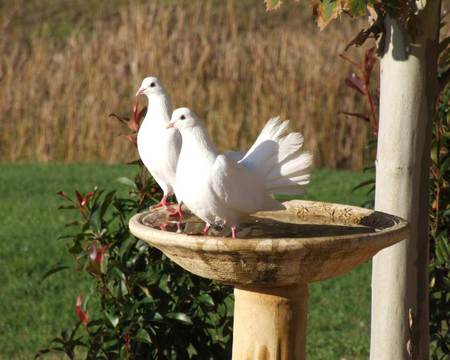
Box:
(239, 117, 289, 169)
(266, 173, 310, 189)
(276, 132, 304, 163)
(239, 116, 312, 197)
(268, 152, 312, 180)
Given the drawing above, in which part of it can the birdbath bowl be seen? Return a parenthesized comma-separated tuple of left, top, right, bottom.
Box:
(129, 200, 408, 359)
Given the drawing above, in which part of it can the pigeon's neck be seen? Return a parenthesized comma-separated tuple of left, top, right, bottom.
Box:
(146, 93, 172, 123)
(182, 125, 218, 163)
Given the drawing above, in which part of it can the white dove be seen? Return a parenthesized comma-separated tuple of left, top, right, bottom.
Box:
(167, 107, 312, 238)
(136, 77, 182, 214)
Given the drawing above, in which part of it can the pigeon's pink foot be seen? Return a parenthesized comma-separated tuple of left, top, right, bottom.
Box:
(150, 195, 178, 215)
(176, 221, 182, 233)
(150, 195, 170, 210)
(168, 203, 183, 220)
(202, 223, 211, 236)
(231, 226, 237, 239)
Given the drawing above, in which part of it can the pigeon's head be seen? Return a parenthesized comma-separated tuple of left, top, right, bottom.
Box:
(167, 107, 199, 130)
(135, 76, 166, 97)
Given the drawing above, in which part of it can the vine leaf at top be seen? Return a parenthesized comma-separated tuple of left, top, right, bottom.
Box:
(313, 0, 342, 31)
(265, 0, 282, 11)
(264, 0, 426, 51)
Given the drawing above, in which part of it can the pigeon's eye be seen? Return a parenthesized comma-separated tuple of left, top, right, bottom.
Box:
(150, 82, 156, 88)
(180, 115, 186, 120)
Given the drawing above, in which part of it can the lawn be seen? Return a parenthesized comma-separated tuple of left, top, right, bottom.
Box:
(0, 163, 373, 359)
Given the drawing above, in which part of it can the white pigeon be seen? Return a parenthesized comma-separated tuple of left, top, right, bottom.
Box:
(136, 77, 182, 213)
(167, 107, 312, 238)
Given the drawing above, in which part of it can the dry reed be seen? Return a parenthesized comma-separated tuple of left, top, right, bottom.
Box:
(0, 0, 371, 168)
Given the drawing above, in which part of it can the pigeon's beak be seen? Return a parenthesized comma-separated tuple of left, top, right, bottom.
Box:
(135, 87, 144, 97)
(166, 122, 175, 129)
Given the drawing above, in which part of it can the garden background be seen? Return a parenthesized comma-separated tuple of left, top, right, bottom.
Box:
(0, 0, 442, 359)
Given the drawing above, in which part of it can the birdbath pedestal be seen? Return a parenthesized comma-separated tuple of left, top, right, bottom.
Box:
(129, 200, 408, 359)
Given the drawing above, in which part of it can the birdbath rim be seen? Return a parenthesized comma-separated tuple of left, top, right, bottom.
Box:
(129, 199, 409, 287)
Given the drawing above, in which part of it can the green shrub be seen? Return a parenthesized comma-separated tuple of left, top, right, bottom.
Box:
(429, 40, 450, 358)
(37, 156, 233, 359)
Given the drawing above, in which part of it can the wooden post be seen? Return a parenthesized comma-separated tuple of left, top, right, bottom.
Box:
(370, 1, 441, 359)
(232, 285, 309, 360)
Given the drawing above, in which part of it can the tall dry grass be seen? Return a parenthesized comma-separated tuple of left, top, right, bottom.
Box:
(0, 0, 371, 168)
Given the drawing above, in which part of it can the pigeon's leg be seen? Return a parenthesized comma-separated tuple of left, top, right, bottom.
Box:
(202, 223, 211, 235)
(231, 226, 237, 239)
(168, 202, 183, 219)
(176, 221, 182, 233)
(150, 194, 170, 210)
(173, 203, 184, 234)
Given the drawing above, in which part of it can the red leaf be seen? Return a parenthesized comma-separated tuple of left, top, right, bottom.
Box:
(137, 106, 147, 122)
(132, 103, 139, 122)
(124, 333, 131, 352)
(75, 191, 83, 205)
(341, 111, 370, 122)
(129, 102, 145, 132)
(75, 294, 89, 326)
(364, 47, 377, 76)
(128, 121, 139, 133)
(345, 73, 367, 95)
(89, 241, 98, 261)
(96, 245, 108, 264)
(339, 52, 360, 68)
(89, 241, 108, 264)
(124, 134, 137, 147)
(81, 192, 94, 207)
(109, 113, 129, 125)
(56, 191, 71, 201)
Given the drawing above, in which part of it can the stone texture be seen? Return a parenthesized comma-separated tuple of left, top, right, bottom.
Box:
(129, 199, 408, 359)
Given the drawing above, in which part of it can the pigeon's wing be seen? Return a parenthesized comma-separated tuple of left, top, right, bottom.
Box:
(210, 154, 263, 214)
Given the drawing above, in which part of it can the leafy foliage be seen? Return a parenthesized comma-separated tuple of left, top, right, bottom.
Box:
(429, 30, 450, 360)
(265, 0, 426, 51)
(37, 108, 233, 359)
(341, 47, 378, 208)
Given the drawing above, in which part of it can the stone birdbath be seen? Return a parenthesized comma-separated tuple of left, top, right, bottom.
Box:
(129, 200, 408, 359)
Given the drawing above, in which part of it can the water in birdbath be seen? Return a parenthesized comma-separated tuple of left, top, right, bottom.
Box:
(141, 207, 377, 239)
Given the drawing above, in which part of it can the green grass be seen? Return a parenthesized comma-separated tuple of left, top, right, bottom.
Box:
(0, 163, 373, 359)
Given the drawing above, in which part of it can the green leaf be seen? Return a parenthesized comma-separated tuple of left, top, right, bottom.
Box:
(116, 177, 137, 189)
(352, 178, 375, 192)
(104, 311, 119, 328)
(111, 267, 125, 281)
(40, 265, 69, 283)
(439, 36, 450, 55)
(135, 329, 151, 344)
(100, 190, 116, 218)
(89, 206, 102, 233)
(435, 234, 450, 264)
(313, 0, 341, 31)
(344, 0, 366, 17)
(34, 349, 51, 359)
(198, 293, 214, 306)
(58, 205, 76, 210)
(322, 0, 337, 19)
(264, 0, 282, 11)
(152, 312, 164, 322)
(440, 157, 450, 173)
(167, 312, 193, 325)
